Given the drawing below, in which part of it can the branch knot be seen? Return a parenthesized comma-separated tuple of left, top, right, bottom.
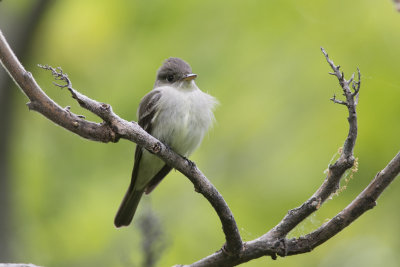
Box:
(151, 142, 162, 154)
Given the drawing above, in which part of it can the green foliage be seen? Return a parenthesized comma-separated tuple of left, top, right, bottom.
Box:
(4, 0, 400, 266)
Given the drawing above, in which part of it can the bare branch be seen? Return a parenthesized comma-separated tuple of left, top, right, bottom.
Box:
(2, 29, 399, 267)
(285, 151, 400, 256)
(321, 47, 343, 82)
(37, 64, 71, 88)
(330, 94, 347, 106)
(352, 68, 361, 98)
(265, 48, 359, 240)
(0, 29, 243, 255)
(179, 49, 392, 266)
(0, 32, 116, 142)
(183, 150, 400, 266)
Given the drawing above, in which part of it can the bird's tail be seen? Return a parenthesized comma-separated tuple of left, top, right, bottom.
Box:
(114, 187, 144, 228)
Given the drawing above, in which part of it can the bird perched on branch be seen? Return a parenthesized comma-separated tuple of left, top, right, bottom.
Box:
(114, 58, 218, 227)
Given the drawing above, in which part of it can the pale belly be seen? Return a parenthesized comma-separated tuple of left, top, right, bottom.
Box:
(135, 85, 216, 189)
(151, 87, 214, 156)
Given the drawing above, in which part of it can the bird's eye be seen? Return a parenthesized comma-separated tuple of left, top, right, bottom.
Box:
(166, 75, 174, 82)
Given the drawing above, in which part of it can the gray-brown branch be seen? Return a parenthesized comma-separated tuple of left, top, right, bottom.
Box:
(176, 50, 400, 266)
(0, 29, 243, 256)
(265, 47, 360, 240)
(1, 26, 400, 266)
(184, 150, 400, 266)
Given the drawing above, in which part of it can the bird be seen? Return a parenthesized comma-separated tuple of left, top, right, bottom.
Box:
(114, 57, 218, 227)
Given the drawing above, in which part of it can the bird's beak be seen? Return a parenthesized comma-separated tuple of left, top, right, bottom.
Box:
(183, 73, 197, 81)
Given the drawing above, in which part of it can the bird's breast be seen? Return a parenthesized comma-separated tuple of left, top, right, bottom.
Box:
(151, 86, 217, 156)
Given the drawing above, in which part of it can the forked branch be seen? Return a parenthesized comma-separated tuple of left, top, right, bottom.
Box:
(1, 27, 400, 267)
(180, 50, 400, 266)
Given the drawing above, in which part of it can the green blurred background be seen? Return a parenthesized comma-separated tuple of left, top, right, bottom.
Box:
(1, 0, 400, 266)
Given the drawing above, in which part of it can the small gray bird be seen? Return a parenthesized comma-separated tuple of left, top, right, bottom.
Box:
(114, 58, 218, 227)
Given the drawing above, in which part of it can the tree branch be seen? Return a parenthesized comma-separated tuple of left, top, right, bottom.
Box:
(2, 27, 400, 266)
(0, 29, 243, 255)
(265, 47, 359, 240)
(177, 50, 400, 266)
(183, 150, 400, 266)
(285, 151, 400, 255)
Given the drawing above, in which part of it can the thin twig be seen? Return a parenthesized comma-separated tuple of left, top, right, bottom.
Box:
(37, 64, 71, 88)
(330, 94, 347, 106)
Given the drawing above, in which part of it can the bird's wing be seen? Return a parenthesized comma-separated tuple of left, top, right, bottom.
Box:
(136, 89, 173, 193)
(131, 89, 163, 183)
(114, 90, 165, 227)
(144, 165, 173, 194)
(138, 90, 172, 194)
(133, 89, 173, 192)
